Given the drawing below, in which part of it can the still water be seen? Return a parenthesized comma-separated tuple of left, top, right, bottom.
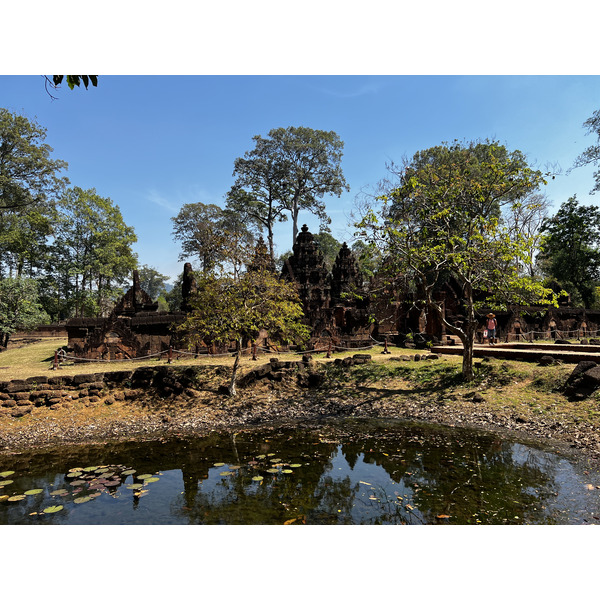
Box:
(1, 418, 599, 525)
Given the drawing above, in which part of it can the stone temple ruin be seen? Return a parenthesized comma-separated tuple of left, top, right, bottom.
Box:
(65, 225, 600, 359)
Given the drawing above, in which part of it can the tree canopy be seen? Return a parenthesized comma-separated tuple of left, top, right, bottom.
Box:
(226, 126, 348, 258)
(356, 139, 556, 380)
(0, 277, 50, 347)
(0, 108, 68, 210)
(537, 196, 600, 307)
(573, 108, 600, 194)
(171, 202, 255, 276)
(179, 243, 310, 395)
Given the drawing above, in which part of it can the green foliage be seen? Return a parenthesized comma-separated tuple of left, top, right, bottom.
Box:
(573, 108, 600, 194)
(52, 187, 138, 317)
(52, 76, 98, 90)
(356, 139, 555, 380)
(312, 231, 342, 270)
(171, 202, 255, 275)
(0, 277, 50, 347)
(0, 108, 68, 211)
(226, 126, 348, 256)
(538, 196, 600, 307)
(137, 264, 170, 300)
(179, 258, 310, 395)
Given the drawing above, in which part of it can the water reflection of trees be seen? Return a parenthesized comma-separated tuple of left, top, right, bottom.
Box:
(336, 424, 563, 524)
(1, 420, 596, 525)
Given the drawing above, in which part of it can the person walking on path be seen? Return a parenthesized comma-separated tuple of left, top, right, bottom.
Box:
(486, 313, 498, 345)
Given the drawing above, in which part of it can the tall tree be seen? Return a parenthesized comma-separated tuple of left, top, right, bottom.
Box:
(171, 202, 255, 276)
(137, 265, 171, 301)
(573, 108, 600, 194)
(356, 140, 555, 381)
(179, 245, 310, 396)
(313, 231, 342, 271)
(53, 187, 138, 317)
(226, 126, 349, 257)
(538, 196, 600, 307)
(0, 108, 68, 210)
(0, 278, 50, 347)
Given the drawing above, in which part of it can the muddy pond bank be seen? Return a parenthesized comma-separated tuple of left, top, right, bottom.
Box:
(1, 355, 600, 464)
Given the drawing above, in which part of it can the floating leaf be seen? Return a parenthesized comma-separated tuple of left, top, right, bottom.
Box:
(95, 468, 109, 474)
(89, 492, 101, 498)
(229, 465, 241, 470)
(66, 472, 83, 478)
(8, 495, 26, 502)
(43, 505, 63, 513)
(136, 474, 154, 480)
(213, 463, 225, 467)
(69, 480, 86, 487)
(266, 468, 279, 474)
(24, 489, 44, 496)
(247, 460, 258, 466)
(0, 480, 14, 487)
(256, 455, 266, 460)
(50, 489, 68, 496)
(0, 471, 15, 478)
(219, 472, 233, 477)
(267, 453, 275, 457)
(269, 458, 281, 463)
(104, 481, 120, 487)
(82, 466, 98, 472)
(289, 464, 302, 468)
(144, 477, 160, 483)
(282, 469, 293, 474)
(126, 483, 143, 490)
(121, 469, 136, 476)
(436, 515, 451, 519)
(0, 495, 9, 502)
(252, 476, 264, 482)
(74, 496, 93, 504)
(68, 468, 83, 473)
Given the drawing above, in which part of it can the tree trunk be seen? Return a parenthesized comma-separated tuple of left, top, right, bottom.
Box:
(292, 202, 300, 245)
(228, 337, 243, 396)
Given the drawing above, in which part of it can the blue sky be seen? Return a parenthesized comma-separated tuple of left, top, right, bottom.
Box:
(2, 75, 600, 283)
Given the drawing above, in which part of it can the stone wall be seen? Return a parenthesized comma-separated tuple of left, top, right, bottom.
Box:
(0, 366, 208, 419)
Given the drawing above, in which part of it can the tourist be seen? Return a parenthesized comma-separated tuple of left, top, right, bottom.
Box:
(486, 313, 497, 345)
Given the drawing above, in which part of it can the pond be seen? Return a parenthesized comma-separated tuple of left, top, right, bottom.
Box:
(1, 418, 599, 525)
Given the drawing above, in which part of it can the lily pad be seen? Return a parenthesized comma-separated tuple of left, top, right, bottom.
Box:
(89, 492, 101, 498)
(74, 496, 93, 504)
(66, 472, 83, 478)
(229, 465, 241, 470)
(82, 466, 98, 472)
(24, 489, 44, 496)
(282, 469, 293, 474)
(0, 480, 14, 487)
(266, 468, 279, 474)
(256, 455, 266, 460)
(0, 495, 9, 502)
(50, 489, 69, 496)
(269, 458, 281, 463)
(252, 476, 264, 482)
(144, 477, 160, 483)
(43, 505, 63, 513)
(213, 463, 225, 467)
(219, 471, 233, 477)
(0, 471, 15, 478)
(69, 480, 87, 487)
(8, 495, 26, 502)
(95, 468, 109, 474)
(289, 464, 302, 468)
(126, 483, 143, 490)
(104, 481, 120, 487)
(121, 469, 136, 476)
(136, 474, 154, 480)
